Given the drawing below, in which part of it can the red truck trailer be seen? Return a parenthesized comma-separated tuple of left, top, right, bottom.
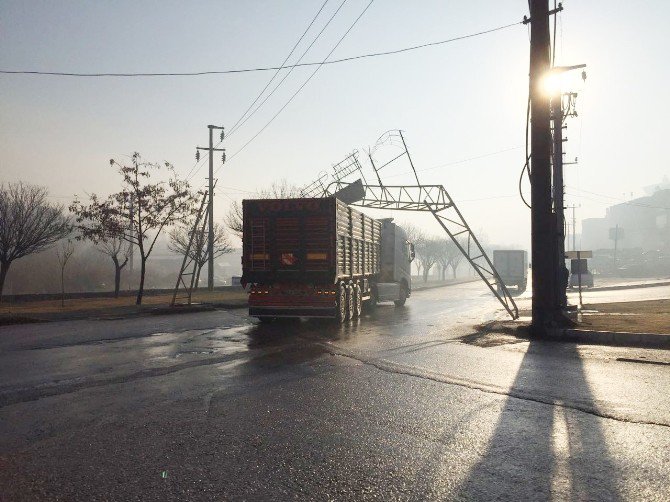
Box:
(241, 197, 413, 322)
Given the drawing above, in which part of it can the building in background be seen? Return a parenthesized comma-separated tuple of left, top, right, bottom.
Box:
(580, 184, 670, 276)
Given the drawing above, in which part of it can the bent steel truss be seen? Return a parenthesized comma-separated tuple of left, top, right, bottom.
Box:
(302, 130, 519, 320)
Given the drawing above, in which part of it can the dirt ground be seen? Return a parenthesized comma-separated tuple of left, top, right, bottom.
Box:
(579, 299, 670, 334)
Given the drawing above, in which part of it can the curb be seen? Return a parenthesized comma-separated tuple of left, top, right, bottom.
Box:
(585, 280, 670, 293)
(548, 328, 670, 349)
(413, 278, 479, 292)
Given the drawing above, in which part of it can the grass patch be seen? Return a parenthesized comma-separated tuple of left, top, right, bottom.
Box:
(0, 289, 248, 316)
(580, 299, 670, 334)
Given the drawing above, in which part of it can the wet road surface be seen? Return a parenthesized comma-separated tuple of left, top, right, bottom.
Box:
(1, 282, 669, 500)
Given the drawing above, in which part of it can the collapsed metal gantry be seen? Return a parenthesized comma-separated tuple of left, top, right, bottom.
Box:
(301, 130, 519, 320)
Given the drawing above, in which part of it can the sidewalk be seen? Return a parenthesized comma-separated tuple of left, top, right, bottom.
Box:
(586, 276, 670, 292)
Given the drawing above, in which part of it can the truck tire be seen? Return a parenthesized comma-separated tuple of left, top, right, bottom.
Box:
(365, 286, 378, 312)
(352, 284, 362, 319)
(337, 284, 349, 323)
(394, 284, 407, 307)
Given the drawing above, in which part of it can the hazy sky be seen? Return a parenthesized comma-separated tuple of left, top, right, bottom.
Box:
(2, 0, 669, 249)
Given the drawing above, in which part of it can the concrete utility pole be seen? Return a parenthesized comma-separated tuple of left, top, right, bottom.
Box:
(528, 0, 558, 333)
(197, 125, 225, 291)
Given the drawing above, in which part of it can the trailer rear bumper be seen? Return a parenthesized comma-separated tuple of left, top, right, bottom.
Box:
(249, 306, 337, 318)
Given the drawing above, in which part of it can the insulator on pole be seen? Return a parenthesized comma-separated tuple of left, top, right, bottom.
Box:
(221, 150, 226, 164)
(220, 129, 225, 141)
(195, 150, 200, 162)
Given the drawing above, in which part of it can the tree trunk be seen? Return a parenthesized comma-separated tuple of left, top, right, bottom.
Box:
(423, 266, 429, 283)
(0, 261, 10, 301)
(194, 262, 203, 291)
(136, 258, 146, 305)
(452, 264, 458, 279)
(61, 267, 65, 308)
(113, 256, 121, 298)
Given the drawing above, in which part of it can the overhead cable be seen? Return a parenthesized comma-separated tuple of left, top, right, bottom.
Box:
(1, 21, 522, 78)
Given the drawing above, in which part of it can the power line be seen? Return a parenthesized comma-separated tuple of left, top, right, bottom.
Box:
(185, 0, 337, 183)
(216, 0, 376, 175)
(566, 190, 670, 210)
(227, 0, 332, 136)
(1, 21, 521, 78)
(384, 146, 522, 180)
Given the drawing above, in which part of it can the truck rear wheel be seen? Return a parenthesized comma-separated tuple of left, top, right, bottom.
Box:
(352, 284, 362, 319)
(394, 284, 407, 307)
(337, 284, 348, 323)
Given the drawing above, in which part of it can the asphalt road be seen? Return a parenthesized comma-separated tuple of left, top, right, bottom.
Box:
(1, 282, 669, 501)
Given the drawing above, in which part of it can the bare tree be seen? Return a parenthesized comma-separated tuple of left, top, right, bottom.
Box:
(98, 237, 131, 297)
(400, 222, 426, 277)
(70, 153, 197, 305)
(56, 239, 75, 307)
(0, 183, 71, 298)
(169, 222, 233, 289)
(435, 239, 450, 281)
(447, 239, 466, 279)
(415, 237, 441, 283)
(225, 179, 301, 238)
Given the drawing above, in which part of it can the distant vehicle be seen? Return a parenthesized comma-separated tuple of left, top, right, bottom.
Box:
(241, 197, 415, 322)
(569, 258, 594, 288)
(493, 250, 528, 294)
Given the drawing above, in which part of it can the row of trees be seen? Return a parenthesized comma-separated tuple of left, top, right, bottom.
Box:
(403, 223, 467, 282)
(1, 164, 470, 301)
(1, 153, 233, 304)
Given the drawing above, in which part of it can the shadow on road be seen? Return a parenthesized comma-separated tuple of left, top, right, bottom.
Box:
(457, 341, 623, 500)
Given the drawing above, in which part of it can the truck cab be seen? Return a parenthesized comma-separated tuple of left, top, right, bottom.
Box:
(377, 219, 414, 305)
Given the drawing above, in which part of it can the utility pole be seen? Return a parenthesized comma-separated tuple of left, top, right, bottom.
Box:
(527, 0, 558, 333)
(564, 204, 579, 251)
(196, 125, 225, 291)
(551, 92, 567, 307)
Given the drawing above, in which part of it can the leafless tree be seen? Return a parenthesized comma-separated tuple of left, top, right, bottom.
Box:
(97, 237, 131, 297)
(70, 153, 197, 304)
(400, 222, 426, 277)
(56, 239, 75, 307)
(435, 239, 450, 281)
(225, 179, 301, 239)
(0, 182, 72, 298)
(447, 239, 466, 279)
(168, 222, 233, 289)
(415, 237, 441, 283)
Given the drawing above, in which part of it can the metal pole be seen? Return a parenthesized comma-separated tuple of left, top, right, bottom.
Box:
(208, 125, 215, 291)
(529, 0, 558, 333)
(577, 250, 583, 308)
(572, 206, 577, 251)
(552, 93, 567, 307)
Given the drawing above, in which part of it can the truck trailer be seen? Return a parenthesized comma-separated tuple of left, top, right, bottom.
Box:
(492, 249, 528, 294)
(241, 197, 414, 322)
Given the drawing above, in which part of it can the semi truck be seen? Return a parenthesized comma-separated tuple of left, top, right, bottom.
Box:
(492, 250, 528, 294)
(240, 197, 414, 322)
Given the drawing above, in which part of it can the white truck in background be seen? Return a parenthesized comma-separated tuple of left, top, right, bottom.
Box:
(493, 250, 528, 294)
